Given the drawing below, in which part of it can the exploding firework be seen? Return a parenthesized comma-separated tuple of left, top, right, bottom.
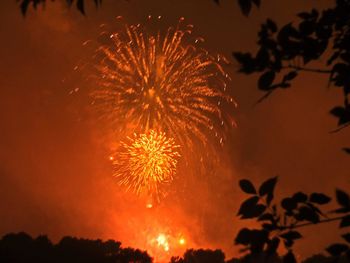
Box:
(91, 17, 236, 149)
(113, 130, 180, 198)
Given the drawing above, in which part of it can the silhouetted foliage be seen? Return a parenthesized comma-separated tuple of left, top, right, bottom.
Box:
(17, 0, 102, 15)
(19, 0, 264, 17)
(233, 0, 350, 143)
(213, 0, 261, 16)
(235, 177, 350, 263)
(170, 249, 226, 263)
(343, 148, 350, 154)
(0, 232, 152, 263)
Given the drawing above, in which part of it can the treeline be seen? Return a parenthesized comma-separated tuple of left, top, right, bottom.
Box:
(0, 232, 151, 263)
(0, 232, 349, 263)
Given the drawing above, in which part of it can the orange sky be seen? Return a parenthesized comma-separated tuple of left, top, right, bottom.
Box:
(0, 0, 349, 261)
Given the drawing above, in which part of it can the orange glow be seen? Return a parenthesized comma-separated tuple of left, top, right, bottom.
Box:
(179, 237, 186, 245)
(112, 130, 180, 199)
(103, 198, 199, 262)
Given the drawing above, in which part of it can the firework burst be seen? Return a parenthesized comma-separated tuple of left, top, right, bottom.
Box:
(91, 17, 236, 149)
(113, 130, 180, 198)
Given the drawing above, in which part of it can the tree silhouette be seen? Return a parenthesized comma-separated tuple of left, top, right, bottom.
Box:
(17, 0, 102, 15)
(214, 0, 261, 16)
(170, 248, 226, 263)
(235, 177, 350, 263)
(19, 0, 263, 16)
(230, 0, 350, 152)
(0, 232, 152, 263)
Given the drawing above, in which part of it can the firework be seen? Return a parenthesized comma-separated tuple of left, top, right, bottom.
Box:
(91, 17, 236, 149)
(113, 130, 180, 198)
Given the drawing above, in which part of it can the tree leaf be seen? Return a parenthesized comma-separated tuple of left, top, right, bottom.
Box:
(342, 148, 350, 154)
(266, 192, 274, 206)
(238, 196, 263, 218)
(297, 206, 320, 223)
(76, 0, 85, 15)
(342, 233, 350, 243)
(258, 71, 276, 90)
(281, 198, 297, 211)
(329, 106, 350, 126)
(232, 52, 256, 73)
(239, 179, 257, 194)
(330, 107, 345, 118)
(252, 0, 260, 7)
(259, 177, 278, 196)
(306, 202, 325, 217)
(242, 204, 266, 219)
(326, 243, 349, 256)
(19, 0, 32, 16)
(292, 192, 308, 203)
(238, 0, 252, 16)
(235, 228, 252, 245)
(336, 189, 350, 209)
(266, 19, 277, 32)
(309, 193, 331, 205)
(340, 216, 350, 228)
(283, 71, 298, 82)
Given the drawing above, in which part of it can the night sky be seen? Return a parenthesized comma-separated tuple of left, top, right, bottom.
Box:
(0, 0, 349, 261)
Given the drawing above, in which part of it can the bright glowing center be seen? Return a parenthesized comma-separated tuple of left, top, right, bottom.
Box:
(148, 88, 156, 98)
(113, 130, 180, 198)
(156, 234, 169, 252)
(179, 238, 186, 245)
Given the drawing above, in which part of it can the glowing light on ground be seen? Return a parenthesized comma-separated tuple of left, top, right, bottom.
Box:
(156, 234, 170, 252)
(106, 199, 195, 262)
(148, 232, 187, 257)
(112, 130, 180, 199)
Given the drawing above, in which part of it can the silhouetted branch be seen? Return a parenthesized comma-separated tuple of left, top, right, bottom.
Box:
(281, 215, 346, 230)
(284, 66, 332, 74)
(255, 91, 274, 105)
(330, 123, 350, 133)
(236, 177, 350, 261)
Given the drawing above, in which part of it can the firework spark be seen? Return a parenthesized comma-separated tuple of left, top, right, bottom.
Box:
(92, 17, 236, 149)
(113, 130, 180, 198)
